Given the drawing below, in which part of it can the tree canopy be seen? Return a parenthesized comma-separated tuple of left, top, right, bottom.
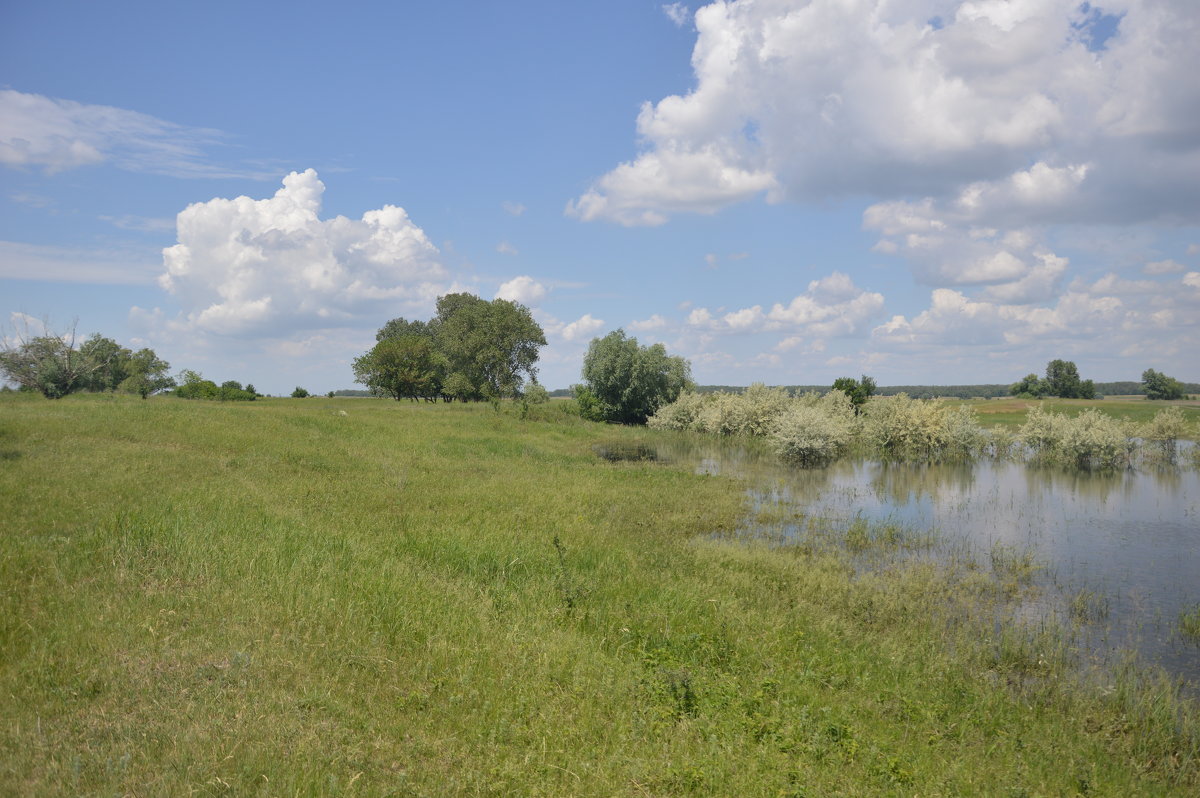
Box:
(579, 329, 692, 424)
(831, 375, 877, 414)
(1010, 360, 1095, 399)
(1142, 368, 1185, 400)
(358, 294, 546, 401)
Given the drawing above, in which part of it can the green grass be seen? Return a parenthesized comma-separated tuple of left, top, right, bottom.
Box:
(1, 393, 1198, 795)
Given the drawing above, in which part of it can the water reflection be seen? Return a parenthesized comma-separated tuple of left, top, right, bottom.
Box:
(644, 436, 1200, 685)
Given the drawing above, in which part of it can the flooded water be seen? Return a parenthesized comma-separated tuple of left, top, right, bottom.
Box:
(637, 437, 1200, 685)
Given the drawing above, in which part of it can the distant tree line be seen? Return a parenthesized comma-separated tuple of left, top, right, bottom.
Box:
(353, 293, 546, 402)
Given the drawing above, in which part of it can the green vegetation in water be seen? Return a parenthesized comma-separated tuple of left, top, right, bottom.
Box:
(650, 386, 1199, 467)
(1181, 605, 1200, 642)
(1, 393, 1198, 795)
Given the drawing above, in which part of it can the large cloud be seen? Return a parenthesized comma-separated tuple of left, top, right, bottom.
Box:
(155, 170, 446, 335)
(0, 89, 251, 178)
(873, 269, 1200, 365)
(571, 0, 1200, 226)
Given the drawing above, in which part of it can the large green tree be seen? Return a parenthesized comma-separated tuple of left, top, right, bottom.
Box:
(79, 334, 131, 392)
(1040, 359, 1095, 399)
(119, 349, 174, 399)
(432, 293, 545, 400)
(0, 322, 115, 399)
(579, 329, 692, 424)
(1142, 368, 1185, 400)
(353, 335, 446, 401)
(362, 295, 546, 402)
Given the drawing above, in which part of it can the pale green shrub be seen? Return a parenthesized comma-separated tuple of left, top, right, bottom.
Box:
(736, 382, 793, 436)
(1054, 408, 1134, 469)
(647, 391, 709, 431)
(861, 395, 982, 461)
(986, 426, 1019, 459)
(768, 402, 855, 466)
(1140, 406, 1189, 459)
(1017, 405, 1063, 458)
(693, 391, 744, 436)
(1021, 407, 1134, 469)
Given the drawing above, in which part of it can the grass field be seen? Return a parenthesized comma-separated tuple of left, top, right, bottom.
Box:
(2, 393, 1198, 795)
(959, 396, 1200, 438)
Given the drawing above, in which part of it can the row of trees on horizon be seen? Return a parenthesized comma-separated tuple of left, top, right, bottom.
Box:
(2, 300, 1195, 409)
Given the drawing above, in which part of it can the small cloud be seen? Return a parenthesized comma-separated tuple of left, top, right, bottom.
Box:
(728, 252, 749, 261)
(1187, 243, 1199, 256)
(662, 3, 689, 28)
(496, 240, 518, 256)
(704, 253, 719, 269)
(100, 214, 176, 233)
(1143, 259, 1184, 275)
(495, 275, 547, 305)
(501, 200, 526, 217)
(629, 314, 667, 332)
(9, 192, 54, 208)
(561, 313, 605, 341)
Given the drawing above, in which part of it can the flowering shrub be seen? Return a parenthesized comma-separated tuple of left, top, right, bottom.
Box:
(1020, 407, 1134, 469)
(1140, 406, 1190, 459)
(650, 389, 1169, 471)
(768, 399, 855, 466)
(860, 395, 985, 461)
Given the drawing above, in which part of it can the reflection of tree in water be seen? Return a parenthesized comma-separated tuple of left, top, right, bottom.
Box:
(866, 460, 978, 505)
(1021, 463, 1132, 504)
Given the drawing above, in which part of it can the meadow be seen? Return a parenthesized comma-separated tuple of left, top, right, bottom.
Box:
(1, 393, 1198, 796)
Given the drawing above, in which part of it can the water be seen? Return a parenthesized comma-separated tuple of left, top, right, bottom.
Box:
(633, 438, 1200, 685)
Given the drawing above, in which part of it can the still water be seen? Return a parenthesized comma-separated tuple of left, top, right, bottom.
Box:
(613, 439, 1200, 685)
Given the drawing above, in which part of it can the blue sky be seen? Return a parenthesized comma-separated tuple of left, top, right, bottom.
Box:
(2, 0, 1198, 393)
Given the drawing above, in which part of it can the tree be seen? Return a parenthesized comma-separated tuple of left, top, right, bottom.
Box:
(119, 349, 174, 399)
(377, 317, 436, 343)
(580, 329, 692, 424)
(831, 375, 877, 414)
(1009, 373, 1046, 399)
(175, 370, 220, 399)
(1143, 368, 1185, 400)
(353, 335, 445, 400)
(1043, 359, 1092, 398)
(0, 320, 107, 398)
(434, 293, 545, 399)
(291, 387, 310, 398)
(79, 334, 131, 392)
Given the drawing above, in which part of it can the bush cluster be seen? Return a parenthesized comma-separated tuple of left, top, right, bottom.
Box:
(650, 389, 1194, 470)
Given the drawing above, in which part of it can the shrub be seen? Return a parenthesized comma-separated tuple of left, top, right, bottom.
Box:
(1140, 406, 1189, 459)
(768, 400, 855, 466)
(861, 395, 983, 461)
(647, 391, 711, 431)
(523, 384, 550, 405)
(1020, 407, 1134, 469)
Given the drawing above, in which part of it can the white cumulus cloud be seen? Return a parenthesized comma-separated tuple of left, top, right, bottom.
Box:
(156, 169, 446, 336)
(572, 1, 1200, 226)
(495, 275, 547, 305)
(559, 313, 606, 342)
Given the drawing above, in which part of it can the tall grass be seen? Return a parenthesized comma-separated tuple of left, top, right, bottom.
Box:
(1, 393, 1197, 795)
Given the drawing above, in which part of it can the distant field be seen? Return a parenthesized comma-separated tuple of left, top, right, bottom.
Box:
(957, 396, 1200, 437)
(2, 394, 1197, 795)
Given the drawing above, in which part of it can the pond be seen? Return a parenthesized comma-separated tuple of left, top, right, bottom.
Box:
(637, 437, 1200, 685)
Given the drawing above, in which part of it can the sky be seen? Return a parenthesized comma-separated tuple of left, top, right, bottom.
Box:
(2, 0, 1198, 394)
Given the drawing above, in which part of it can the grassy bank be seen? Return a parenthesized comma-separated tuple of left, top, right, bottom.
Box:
(1, 394, 1197, 795)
